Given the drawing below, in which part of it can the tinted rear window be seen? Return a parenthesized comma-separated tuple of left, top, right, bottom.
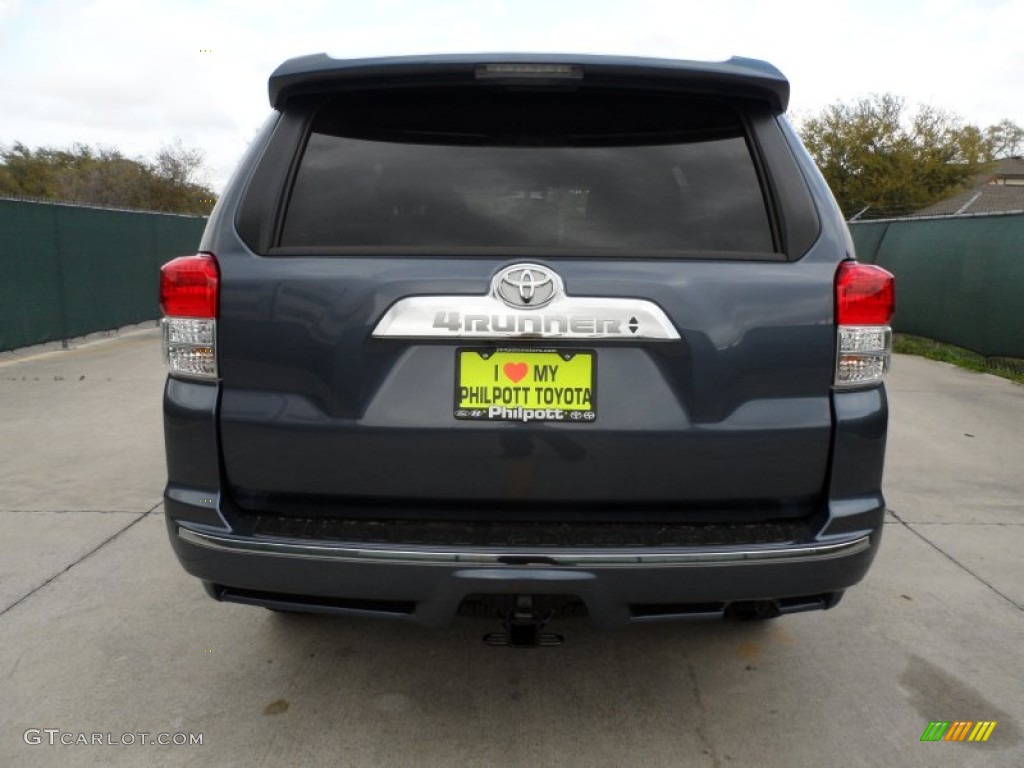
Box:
(280, 90, 775, 255)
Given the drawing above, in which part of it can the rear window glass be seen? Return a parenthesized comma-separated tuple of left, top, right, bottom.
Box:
(280, 90, 775, 255)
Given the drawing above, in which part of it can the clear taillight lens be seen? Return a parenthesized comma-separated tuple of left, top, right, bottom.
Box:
(160, 254, 219, 380)
(835, 262, 895, 389)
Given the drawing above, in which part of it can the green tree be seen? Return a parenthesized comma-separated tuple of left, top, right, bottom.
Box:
(0, 140, 217, 215)
(798, 94, 1023, 218)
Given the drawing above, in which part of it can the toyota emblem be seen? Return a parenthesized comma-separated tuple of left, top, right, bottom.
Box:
(492, 264, 562, 309)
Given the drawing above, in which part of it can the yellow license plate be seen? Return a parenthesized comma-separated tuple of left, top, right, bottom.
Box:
(455, 348, 596, 422)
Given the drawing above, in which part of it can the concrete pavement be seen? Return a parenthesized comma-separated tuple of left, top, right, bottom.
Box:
(0, 331, 1022, 767)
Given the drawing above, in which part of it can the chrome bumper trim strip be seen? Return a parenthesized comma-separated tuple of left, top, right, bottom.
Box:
(178, 527, 871, 568)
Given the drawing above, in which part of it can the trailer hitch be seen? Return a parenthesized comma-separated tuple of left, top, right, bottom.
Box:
(483, 595, 565, 647)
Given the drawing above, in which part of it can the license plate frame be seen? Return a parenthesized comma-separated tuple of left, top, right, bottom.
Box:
(454, 348, 597, 423)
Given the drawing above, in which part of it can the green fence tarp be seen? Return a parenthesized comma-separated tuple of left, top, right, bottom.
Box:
(0, 199, 205, 352)
(847, 221, 888, 265)
(851, 214, 1024, 358)
(3, 200, 1021, 358)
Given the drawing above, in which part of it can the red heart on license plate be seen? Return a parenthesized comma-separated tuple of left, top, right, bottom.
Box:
(503, 362, 528, 383)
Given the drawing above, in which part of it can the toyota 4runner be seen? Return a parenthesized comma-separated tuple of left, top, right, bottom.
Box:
(160, 53, 894, 643)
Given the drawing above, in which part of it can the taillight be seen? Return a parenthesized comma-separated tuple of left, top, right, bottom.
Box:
(160, 253, 219, 380)
(835, 261, 895, 388)
(160, 254, 218, 317)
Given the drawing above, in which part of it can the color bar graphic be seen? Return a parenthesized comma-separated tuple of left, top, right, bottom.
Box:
(921, 721, 996, 742)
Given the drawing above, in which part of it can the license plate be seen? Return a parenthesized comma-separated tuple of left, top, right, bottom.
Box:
(455, 348, 597, 423)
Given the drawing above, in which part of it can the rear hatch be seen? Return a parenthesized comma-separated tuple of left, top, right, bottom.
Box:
(213, 56, 835, 522)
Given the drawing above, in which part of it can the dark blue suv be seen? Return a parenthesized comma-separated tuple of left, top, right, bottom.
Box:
(159, 53, 894, 642)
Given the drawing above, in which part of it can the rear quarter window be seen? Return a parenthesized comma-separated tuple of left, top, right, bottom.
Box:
(277, 89, 777, 256)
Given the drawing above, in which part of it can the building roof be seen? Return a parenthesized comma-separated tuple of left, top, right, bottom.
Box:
(987, 156, 1024, 178)
(916, 157, 1024, 216)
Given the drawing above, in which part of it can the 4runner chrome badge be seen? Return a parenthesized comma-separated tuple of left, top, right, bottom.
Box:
(371, 263, 680, 341)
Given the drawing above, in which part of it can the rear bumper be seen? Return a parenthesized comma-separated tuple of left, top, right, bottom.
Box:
(166, 512, 882, 627)
(163, 374, 889, 627)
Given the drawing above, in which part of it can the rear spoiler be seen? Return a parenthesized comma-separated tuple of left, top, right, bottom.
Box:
(268, 53, 790, 113)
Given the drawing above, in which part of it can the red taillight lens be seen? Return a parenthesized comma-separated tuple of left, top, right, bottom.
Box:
(836, 262, 895, 325)
(160, 253, 219, 318)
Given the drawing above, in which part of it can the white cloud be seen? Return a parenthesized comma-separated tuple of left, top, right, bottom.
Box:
(2, 0, 1022, 192)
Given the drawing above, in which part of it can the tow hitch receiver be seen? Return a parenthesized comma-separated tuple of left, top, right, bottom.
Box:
(483, 595, 565, 647)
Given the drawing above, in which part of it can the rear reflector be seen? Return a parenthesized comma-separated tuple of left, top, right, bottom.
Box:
(835, 262, 895, 389)
(160, 253, 219, 380)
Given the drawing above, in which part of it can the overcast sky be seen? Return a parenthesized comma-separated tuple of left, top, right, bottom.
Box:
(2, 0, 1021, 191)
